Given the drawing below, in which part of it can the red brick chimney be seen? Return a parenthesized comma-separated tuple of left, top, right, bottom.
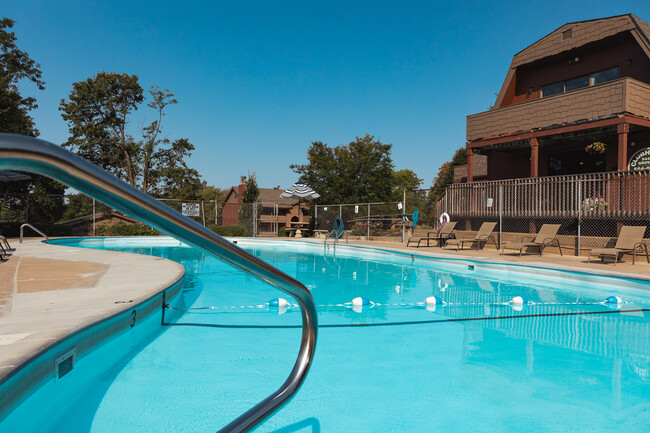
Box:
(237, 176, 247, 203)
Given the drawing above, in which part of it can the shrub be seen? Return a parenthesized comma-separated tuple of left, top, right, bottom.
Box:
(207, 224, 248, 237)
(278, 226, 287, 237)
(104, 223, 159, 236)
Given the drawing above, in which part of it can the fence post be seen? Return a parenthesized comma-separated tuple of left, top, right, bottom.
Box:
(367, 203, 370, 239)
(340, 204, 342, 219)
(253, 202, 257, 237)
(498, 185, 503, 250)
(445, 189, 448, 215)
(201, 200, 206, 226)
(92, 198, 96, 236)
(315, 204, 318, 231)
(402, 189, 406, 243)
(577, 179, 581, 256)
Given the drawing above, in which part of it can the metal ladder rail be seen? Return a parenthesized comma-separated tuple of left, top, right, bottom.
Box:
(0, 133, 318, 433)
(19, 223, 49, 244)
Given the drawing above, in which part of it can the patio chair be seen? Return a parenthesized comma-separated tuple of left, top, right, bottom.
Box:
(445, 222, 497, 251)
(587, 225, 649, 265)
(500, 224, 563, 256)
(406, 221, 457, 248)
(0, 235, 11, 260)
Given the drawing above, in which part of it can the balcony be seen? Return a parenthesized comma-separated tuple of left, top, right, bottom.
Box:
(467, 77, 650, 142)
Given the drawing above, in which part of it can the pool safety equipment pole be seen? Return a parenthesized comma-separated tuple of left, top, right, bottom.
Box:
(577, 179, 581, 256)
(0, 133, 318, 433)
(498, 185, 503, 250)
(402, 189, 406, 243)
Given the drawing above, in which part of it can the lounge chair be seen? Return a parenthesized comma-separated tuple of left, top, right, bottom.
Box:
(445, 222, 497, 251)
(500, 224, 563, 256)
(587, 225, 649, 265)
(407, 222, 457, 248)
(0, 235, 11, 260)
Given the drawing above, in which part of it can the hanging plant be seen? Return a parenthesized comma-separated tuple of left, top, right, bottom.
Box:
(585, 141, 607, 154)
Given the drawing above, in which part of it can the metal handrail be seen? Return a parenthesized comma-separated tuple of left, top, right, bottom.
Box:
(0, 133, 317, 433)
(19, 223, 49, 244)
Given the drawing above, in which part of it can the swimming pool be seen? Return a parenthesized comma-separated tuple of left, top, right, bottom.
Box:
(6, 237, 650, 432)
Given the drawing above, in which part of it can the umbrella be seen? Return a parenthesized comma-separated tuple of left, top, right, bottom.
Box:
(280, 182, 320, 217)
(0, 171, 31, 181)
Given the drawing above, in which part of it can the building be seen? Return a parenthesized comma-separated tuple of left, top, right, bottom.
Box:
(221, 176, 310, 235)
(459, 13, 650, 182)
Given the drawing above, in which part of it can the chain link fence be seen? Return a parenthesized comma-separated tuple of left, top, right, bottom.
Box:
(314, 201, 405, 239)
(406, 171, 650, 255)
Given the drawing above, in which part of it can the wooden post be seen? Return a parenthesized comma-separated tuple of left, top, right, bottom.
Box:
(617, 123, 629, 171)
(530, 138, 539, 178)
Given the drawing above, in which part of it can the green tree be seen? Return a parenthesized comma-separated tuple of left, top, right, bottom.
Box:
(238, 173, 259, 234)
(0, 17, 45, 136)
(59, 73, 202, 198)
(391, 169, 422, 201)
(291, 134, 395, 203)
(430, 147, 467, 202)
(0, 18, 65, 225)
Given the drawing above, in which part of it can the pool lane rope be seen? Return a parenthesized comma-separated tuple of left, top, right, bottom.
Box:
(165, 295, 647, 312)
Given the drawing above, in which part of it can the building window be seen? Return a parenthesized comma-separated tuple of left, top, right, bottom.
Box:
(562, 28, 572, 40)
(541, 67, 618, 97)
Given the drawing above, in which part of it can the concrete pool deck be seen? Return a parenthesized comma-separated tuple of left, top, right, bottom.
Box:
(2, 235, 650, 387)
(0, 239, 185, 384)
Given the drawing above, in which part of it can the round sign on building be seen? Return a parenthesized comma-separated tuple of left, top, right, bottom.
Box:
(628, 147, 650, 171)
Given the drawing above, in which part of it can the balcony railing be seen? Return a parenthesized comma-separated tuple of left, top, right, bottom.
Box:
(444, 170, 650, 219)
(467, 77, 650, 142)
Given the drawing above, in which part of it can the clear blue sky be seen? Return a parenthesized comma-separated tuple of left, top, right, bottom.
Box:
(6, 0, 650, 191)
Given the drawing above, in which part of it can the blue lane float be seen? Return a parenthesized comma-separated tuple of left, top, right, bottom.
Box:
(352, 297, 370, 306)
(425, 296, 443, 306)
(605, 295, 623, 304)
(269, 297, 289, 308)
(510, 296, 529, 305)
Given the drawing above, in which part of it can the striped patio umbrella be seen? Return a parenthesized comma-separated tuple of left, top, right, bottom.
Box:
(280, 182, 320, 216)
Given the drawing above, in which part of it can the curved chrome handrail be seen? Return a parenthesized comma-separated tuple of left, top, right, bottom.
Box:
(19, 223, 49, 244)
(0, 133, 317, 433)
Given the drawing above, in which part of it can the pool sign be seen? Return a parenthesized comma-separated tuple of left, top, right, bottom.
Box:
(629, 147, 650, 171)
(182, 203, 200, 217)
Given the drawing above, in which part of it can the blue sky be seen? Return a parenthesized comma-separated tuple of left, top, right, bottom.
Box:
(6, 1, 650, 191)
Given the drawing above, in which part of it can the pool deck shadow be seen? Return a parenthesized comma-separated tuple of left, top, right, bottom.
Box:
(0, 239, 184, 384)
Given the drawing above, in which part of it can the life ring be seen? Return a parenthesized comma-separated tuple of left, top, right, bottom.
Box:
(439, 212, 450, 225)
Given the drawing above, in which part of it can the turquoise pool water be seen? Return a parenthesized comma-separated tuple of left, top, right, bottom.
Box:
(40, 239, 650, 431)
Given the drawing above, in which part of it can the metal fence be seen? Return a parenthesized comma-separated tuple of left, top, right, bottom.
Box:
(406, 170, 650, 254)
(313, 202, 405, 239)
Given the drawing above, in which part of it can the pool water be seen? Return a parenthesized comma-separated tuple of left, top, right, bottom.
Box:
(45, 239, 650, 432)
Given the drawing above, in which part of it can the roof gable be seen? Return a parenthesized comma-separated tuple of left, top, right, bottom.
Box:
(512, 14, 645, 68)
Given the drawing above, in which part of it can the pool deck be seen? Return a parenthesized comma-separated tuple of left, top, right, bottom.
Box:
(2, 235, 650, 386)
(330, 238, 650, 280)
(0, 239, 185, 384)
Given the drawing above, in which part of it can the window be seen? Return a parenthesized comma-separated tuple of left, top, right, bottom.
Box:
(591, 67, 618, 85)
(542, 82, 564, 97)
(566, 75, 589, 91)
(541, 67, 619, 97)
(562, 28, 573, 40)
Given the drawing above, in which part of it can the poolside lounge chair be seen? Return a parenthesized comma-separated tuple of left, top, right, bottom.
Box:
(500, 224, 563, 256)
(406, 222, 457, 248)
(587, 225, 649, 265)
(444, 222, 497, 251)
(0, 235, 11, 260)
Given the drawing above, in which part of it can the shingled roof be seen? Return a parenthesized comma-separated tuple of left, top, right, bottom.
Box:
(494, 13, 650, 108)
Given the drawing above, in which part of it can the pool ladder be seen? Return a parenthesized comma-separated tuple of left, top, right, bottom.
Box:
(19, 223, 49, 244)
(0, 133, 318, 433)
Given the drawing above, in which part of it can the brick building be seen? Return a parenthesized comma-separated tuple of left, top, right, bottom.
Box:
(459, 14, 650, 182)
(222, 176, 310, 235)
